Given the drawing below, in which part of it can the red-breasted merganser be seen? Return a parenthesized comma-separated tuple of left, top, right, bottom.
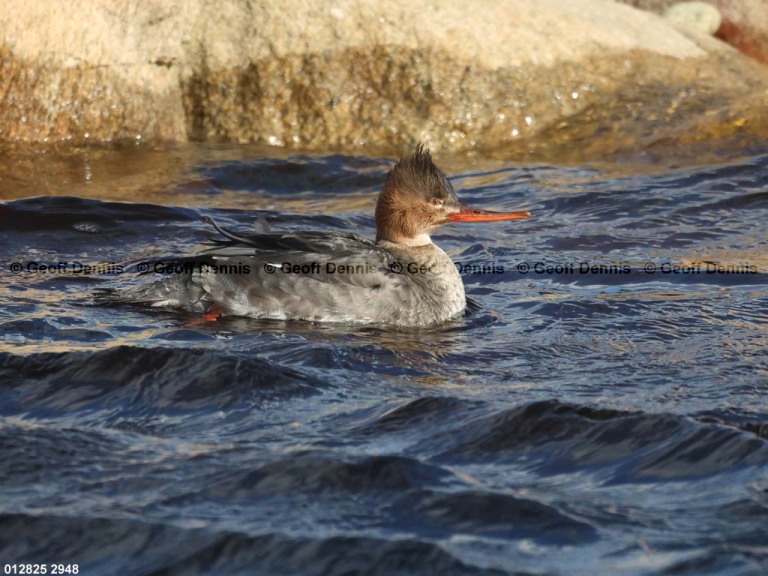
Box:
(108, 145, 531, 326)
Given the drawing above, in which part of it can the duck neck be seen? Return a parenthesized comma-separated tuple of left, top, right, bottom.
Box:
(377, 231, 433, 247)
(399, 233, 433, 247)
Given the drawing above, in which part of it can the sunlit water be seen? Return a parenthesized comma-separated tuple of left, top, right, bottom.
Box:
(1, 146, 767, 575)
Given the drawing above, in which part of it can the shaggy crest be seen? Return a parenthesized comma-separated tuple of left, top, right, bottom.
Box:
(384, 143, 457, 203)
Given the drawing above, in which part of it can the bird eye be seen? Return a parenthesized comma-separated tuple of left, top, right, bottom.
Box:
(430, 198, 444, 208)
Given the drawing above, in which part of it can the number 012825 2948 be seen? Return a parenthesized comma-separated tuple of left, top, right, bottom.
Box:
(3, 566, 79, 575)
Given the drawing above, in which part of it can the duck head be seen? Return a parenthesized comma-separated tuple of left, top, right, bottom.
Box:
(375, 144, 531, 246)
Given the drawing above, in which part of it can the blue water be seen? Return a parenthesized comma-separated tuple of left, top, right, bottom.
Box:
(0, 146, 767, 575)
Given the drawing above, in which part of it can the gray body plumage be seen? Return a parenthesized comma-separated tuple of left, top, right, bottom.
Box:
(111, 227, 466, 327)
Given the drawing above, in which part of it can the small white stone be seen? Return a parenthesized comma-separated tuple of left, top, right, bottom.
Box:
(664, 2, 722, 36)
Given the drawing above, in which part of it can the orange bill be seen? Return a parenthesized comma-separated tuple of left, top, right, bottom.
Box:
(449, 205, 532, 222)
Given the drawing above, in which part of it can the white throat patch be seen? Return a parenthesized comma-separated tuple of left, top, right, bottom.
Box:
(401, 233, 433, 247)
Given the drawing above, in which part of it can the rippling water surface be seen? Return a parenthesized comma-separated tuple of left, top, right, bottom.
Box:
(1, 145, 767, 575)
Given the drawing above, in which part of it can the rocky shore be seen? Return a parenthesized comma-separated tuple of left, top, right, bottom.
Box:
(1, 0, 767, 160)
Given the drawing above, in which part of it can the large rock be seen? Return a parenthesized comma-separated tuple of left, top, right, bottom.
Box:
(1, 0, 768, 159)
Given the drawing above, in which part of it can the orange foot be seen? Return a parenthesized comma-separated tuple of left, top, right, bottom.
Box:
(183, 309, 223, 327)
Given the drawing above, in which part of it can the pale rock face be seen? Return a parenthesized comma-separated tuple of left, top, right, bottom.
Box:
(1, 0, 767, 156)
